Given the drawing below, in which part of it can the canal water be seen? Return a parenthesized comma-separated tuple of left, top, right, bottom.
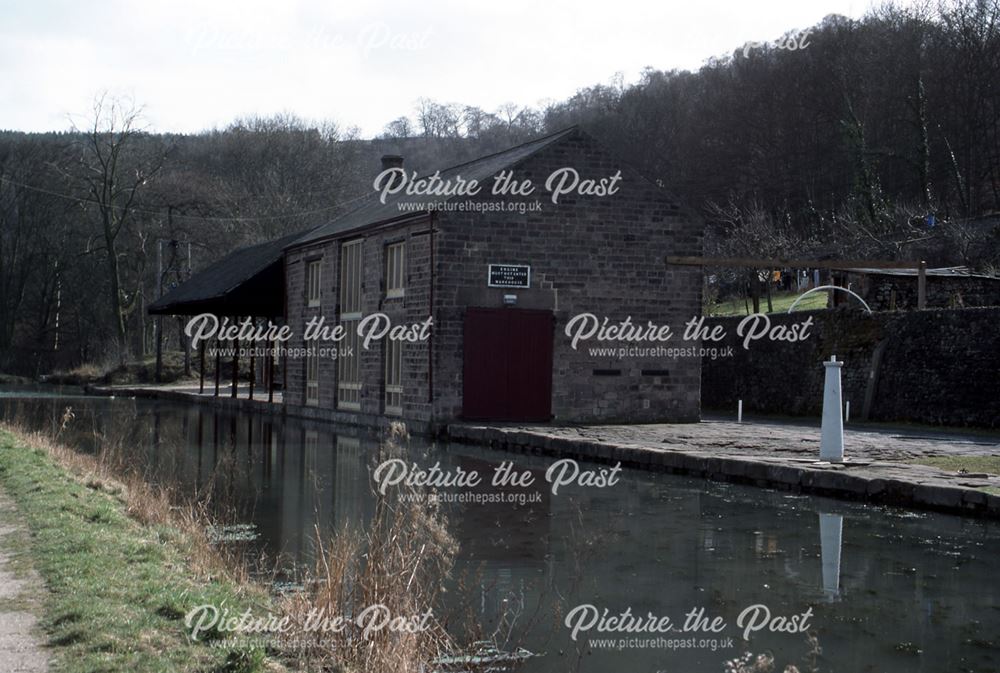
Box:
(2, 387, 998, 673)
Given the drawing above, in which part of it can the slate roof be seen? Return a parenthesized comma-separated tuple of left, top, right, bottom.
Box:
(147, 126, 586, 316)
(289, 126, 579, 248)
(148, 230, 304, 316)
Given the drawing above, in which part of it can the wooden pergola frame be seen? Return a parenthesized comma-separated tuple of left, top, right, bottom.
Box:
(666, 256, 929, 309)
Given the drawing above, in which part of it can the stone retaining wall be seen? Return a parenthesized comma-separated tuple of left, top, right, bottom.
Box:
(446, 424, 1000, 519)
(857, 272, 1000, 311)
(701, 307, 1000, 428)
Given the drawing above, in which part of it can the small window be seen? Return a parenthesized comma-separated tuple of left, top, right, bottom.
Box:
(386, 241, 405, 299)
(306, 354, 319, 405)
(385, 339, 403, 415)
(306, 260, 322, 308)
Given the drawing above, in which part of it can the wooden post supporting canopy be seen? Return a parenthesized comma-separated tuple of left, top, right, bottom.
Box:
(214, 337, 221, 397)
(917, 260, 927, 310)
(249, 336, 255, 401)
(199, 341, 206, 394)
(267, 336, 275, 404)
(231, 323, 239, 399)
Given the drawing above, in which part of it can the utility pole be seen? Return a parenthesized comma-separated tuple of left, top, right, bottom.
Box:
(155, 206, 179, 383)
(155, 237, 163, 382)
(181, 239, 192, 376)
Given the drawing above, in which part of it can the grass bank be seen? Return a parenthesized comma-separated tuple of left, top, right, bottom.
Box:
(907, 455, 1000, 474)
(907, 455, 1000, 496)
(42, 351, 198, 386)
(0, 426, 280, 673)
(707, 289, 828, 316)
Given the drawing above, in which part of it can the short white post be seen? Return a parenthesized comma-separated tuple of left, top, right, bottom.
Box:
(845, 400, 851, 423)
(737, 399, 743, 424)
(820, 355, 844, 462)
(819, 513, 843, 599)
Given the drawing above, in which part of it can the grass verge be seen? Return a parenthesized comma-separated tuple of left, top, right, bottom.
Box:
(906, 455, 1000, 475)
(0, 426, 279, 673)
(43, 351, 198, 386)
(707, 290, 828, 316)
(907, 456, 1000, 497)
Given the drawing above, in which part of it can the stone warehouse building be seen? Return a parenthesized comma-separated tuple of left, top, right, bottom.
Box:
(154, 127, 703, 430)
(282, 128, 701, 428)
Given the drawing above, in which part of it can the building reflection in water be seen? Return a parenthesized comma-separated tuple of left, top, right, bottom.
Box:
(2, 392, 1000, 673)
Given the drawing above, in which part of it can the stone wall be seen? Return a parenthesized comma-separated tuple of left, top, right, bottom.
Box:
(701, 307, 1000, 428)
(283, 128, 703, 427)
(432, 129, 702, 423)
(852, 272, 1000, 311)
(284, 218, 434, 422)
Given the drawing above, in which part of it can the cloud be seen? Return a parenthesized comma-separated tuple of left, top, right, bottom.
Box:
(0, 0, 905, 136)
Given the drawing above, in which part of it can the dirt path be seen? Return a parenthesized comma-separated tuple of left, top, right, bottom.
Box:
(0, 493, 48, 673)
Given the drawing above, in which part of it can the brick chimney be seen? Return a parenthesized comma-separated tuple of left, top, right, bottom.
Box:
(380, 154, 405, 190)
(381, 154, 404, 171)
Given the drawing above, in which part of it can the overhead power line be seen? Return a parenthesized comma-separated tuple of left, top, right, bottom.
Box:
(0, 175, 369, 223)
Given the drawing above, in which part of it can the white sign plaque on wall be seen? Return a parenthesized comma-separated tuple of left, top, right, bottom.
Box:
(488, 264, 531, 288)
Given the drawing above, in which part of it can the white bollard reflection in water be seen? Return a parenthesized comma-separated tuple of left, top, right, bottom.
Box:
(819, 513, 843, 600)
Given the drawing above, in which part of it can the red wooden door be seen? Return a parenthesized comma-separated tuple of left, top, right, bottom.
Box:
(463, 308, 553, 421)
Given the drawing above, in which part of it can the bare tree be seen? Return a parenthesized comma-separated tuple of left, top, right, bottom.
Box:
(414, 98, 462, 139)
(73, 94, 166, 365)
(708, 199, 817, 313)
(382, 116, 414, 139)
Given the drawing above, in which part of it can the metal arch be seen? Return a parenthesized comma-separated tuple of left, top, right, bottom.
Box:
(787, 285, 873, 315)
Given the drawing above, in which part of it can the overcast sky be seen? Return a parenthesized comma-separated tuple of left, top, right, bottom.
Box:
(1, 0, 909, 137)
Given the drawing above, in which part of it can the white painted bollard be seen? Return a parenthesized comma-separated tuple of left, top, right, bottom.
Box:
(820, 355, 845, 462)
(845, 400, 851, 423)
(819, 513, 843, 599)
(737, 399, 743, 424)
